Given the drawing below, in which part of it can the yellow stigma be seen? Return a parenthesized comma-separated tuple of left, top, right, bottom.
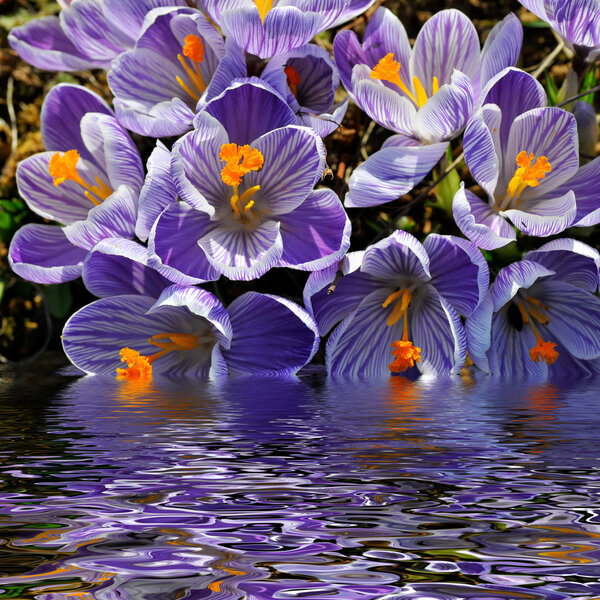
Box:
(370, 53, 439, 108)
(284, 64, 301, 98)
(382, 288, 422, 373)
(507, 151, 552, 200)
(48, 150, 112, 205)
(115, 333, 200, 380)
(254, 0, 273, 23)
(176, 34, 207, 102)
(515, 297, 559, 365)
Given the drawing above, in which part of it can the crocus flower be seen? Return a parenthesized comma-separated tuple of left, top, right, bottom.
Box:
(260, 43, 349, 138)
(9, 0, 187, 71)
(200, 0, 369, 59)
(108, 7, 246, 137)
(466, 239, 600, 379)
(519, 0, 600, 62)
(304, 231, 489, 378)
(453, 68, 600, 250)
(148, 79, 351, 282)
(62, 284, 319, 378)
(333, 8, 522, 206)
(9, 84, 144, 284)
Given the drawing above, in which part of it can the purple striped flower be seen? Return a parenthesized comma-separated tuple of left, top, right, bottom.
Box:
(261, 43, 349, 138)
(466, 239, 600, 379)
(519, 0, 600, 61)
(9, 0, 187, 71)
(62, 285, 319, 378)
(9, 84, 143, 284)
(453, 68, 600, 250)
(304, 231, 489, 378)
(108, 7, 246, 137)
(334, 8, 522, 207)
(147, 80, 351, 283)
(200, 0, 374, 59)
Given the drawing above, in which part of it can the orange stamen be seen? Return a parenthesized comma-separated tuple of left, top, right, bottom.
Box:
(383, 288, 422, 373)
(115, 333, 200, 380)
(529, 336, 559, 365)
(219, 143, 264, 187)
(183, 34, 204, 64)
(48, 150, 112, 205)
(389, 340, 422, 373)
(370, 53, 418, 104)
(284, 65, 301, 97)
(507, 151, 552, 199)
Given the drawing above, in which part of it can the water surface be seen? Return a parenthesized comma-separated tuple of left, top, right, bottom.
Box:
(1, 357, 599, 599)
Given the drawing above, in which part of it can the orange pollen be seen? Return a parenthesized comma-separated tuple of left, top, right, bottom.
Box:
(115, 333, 200, 380)
(116, 348, 153, 380)
(219, 143, 264, 186)
(183, 34, 204, 63)
(389, 340, 422, 373)
(48, 150, 112, 205)
(284, 65, 301, 97)
(529, 336, 559, 365)
(507, 151, 552, 199)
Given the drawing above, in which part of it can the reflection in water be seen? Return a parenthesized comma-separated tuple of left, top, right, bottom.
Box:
(0, 360, 600, 598)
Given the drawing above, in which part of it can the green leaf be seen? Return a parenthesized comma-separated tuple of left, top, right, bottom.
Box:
(545, 71, 559, 106)
(580, 68, 597, 104)
(44, 283, 73, 319)
(0, 212, 12, 230)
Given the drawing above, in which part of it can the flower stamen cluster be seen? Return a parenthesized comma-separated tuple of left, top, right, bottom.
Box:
(515, 297, 559, 365)
(507, 151, 552, 200)
(284, 65, 301, 98)
(370, 53, 439, 108)
(176, 34, 207, 102)
(48, 150, 113, 205)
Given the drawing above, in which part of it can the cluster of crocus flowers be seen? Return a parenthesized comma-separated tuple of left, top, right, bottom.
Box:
(6, 0, 600, 381)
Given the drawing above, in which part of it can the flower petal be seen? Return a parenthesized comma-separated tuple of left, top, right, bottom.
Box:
(422, 234, 489, 317)
(361, 230, 431, 282)
(278, 188, 351, 271)
(9, 224, 86, 284)
(524, 238, 600, 292)
(345, 142, 448, 207)
(245, 125, 325, 216)
(502, 189, 577, 237)
(326, 288, 404, 378)
(197, 220, 284, 281)
(9, 16, 109, 71)
(415, 70, 474, 143)
(533, 279, 600, 359)
(477, 13, 523, 94)
(490, 260, 554, 311)
(223, 292, 319, 375)
(41, 84, 113, 154)
(82, 238, 173, 298)
(411, 286, 467, 376)
(202, 79, 298, 145)
(410, 9, 480, 87)
(136, 140, 177, 242)
(63, 185, 138, 250)
(220, 6, 321, 59)
(149, 202, 220, 284)
(452, 184, 516, 250)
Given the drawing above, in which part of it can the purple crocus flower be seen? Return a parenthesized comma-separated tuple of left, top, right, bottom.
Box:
(260, 43, 349, 138)
(108, 7, 246, 137)
(62, 284, 319, 378)
(9, 0, 187, 71)
(333, 8, 522, 207)
(519, 0, 600, 61)
(200, 0, 372, 59)
(466, 239, 600, 379)
(148, 79, 351, 282)
(9, 84, 144, 284)
(453, 68, 600, 250)
(304, 231, 489, 378)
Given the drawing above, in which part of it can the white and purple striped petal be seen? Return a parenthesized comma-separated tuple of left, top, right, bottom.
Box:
(223, 292, 319, 376)
(277, 188, 351, 271)
(9, 224, 86, 284)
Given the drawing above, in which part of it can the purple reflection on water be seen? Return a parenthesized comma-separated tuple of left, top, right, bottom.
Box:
(0, 361, 600, 599)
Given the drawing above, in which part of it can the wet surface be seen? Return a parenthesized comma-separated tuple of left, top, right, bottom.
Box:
(1, 357, 600, 599)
